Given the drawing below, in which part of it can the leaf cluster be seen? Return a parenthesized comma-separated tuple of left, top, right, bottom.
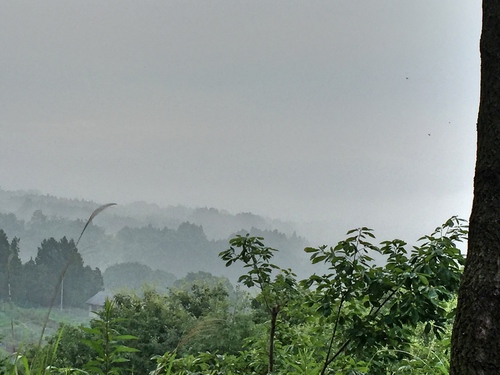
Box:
(302, 216, 466, 373)
(81, 300, 139, 375)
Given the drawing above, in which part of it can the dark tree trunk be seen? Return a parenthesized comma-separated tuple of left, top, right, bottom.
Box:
(268, 305, 279, 374)
(450, 2, 500, 374)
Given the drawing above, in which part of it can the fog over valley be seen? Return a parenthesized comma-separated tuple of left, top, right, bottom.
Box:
(0, 1, 479, 250)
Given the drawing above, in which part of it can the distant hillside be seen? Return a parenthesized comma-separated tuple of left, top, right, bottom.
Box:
(0, 188, 300, 239)
(0, 188, 313, 281)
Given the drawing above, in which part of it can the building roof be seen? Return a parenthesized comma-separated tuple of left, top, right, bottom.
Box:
(85, 290, 114, 306)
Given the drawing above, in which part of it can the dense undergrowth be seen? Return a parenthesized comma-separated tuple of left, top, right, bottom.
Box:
(0, 216, 465, 374)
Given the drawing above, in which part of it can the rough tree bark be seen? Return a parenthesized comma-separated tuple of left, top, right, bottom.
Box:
(450, 2, 500, 374)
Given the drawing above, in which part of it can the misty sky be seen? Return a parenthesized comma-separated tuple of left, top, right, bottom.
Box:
(0, 1, 480, 243)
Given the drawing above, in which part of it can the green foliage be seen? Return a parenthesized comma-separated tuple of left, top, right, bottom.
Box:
(81, 299, 139, 375)
(302, 216, 466, 374)
(6, 216, 465, 375)
(0, 230, 23, 302)
(22, 237, 103, 308)
(44, 324, 92, 371)
(41, 277, 255, 374)
(171, 283, 228, 319)
(112, 288, 194, 371)
(372, 324, 451, 374)
(220, 234, 298, 373)
(1, 328, 67, 375)
(219, 235, 298, 314)
(220, 235, 280, 289)
(151, 351, 248, 375)
(0, 231, 103, 310)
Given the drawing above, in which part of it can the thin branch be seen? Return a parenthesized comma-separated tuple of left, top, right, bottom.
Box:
(324, 285, 401, 369)
(321, 293, 346, 375)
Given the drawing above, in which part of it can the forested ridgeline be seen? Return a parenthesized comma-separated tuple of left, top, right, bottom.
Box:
(0, 188, 299, 239)
(0, 189, 310, 283)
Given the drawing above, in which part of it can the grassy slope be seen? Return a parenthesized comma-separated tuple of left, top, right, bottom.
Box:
(0, 303, 90, 352)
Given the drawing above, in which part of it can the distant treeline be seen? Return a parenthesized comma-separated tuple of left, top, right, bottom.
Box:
(0, 188, 300, 239)
(0, 230, 102, 308)
(0, 200, 310, 284)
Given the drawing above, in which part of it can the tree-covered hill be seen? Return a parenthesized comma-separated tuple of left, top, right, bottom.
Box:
(0, 188, 300, 239)
(0, 188, 311, 282)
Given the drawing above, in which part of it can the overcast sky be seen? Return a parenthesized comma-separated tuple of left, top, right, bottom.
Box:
(0, 1, 480, 243)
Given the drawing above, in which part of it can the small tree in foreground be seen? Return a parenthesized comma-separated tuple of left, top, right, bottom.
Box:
(81, 299, 139, 375)
(304, 216, 466, 374)
(221, 217, 465, 374)
(219, 235, 298, 374)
